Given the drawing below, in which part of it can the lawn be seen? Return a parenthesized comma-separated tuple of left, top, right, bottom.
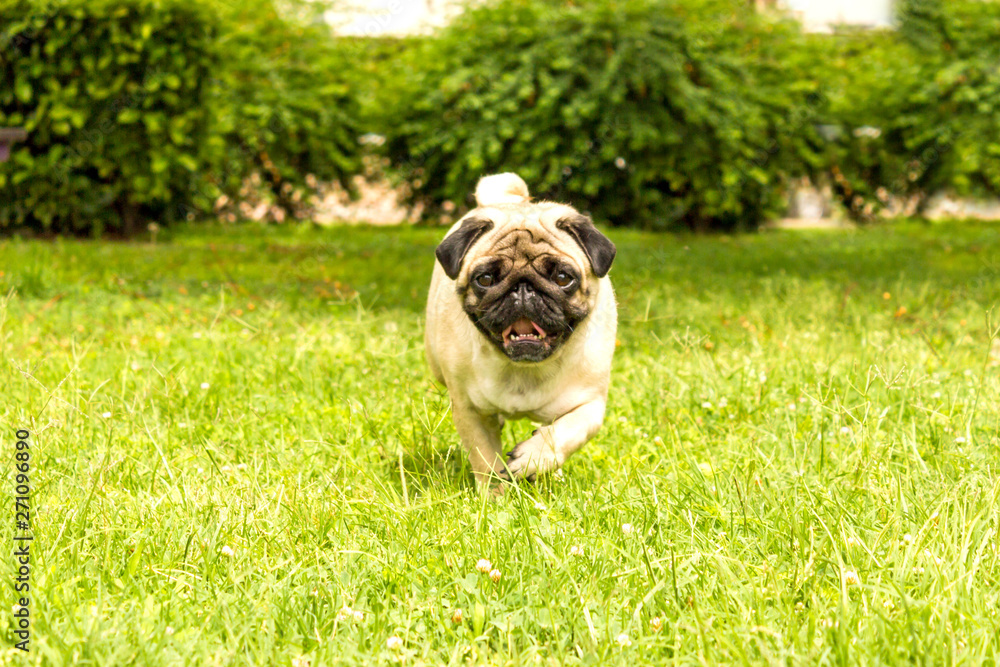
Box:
(1, 220, 999, 665)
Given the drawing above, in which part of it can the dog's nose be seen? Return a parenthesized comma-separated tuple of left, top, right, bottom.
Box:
(513, 282, 535, 304)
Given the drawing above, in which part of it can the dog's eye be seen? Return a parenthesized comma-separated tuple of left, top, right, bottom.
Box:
(475, 274, 494, 288)
(554, 272, 574, 288)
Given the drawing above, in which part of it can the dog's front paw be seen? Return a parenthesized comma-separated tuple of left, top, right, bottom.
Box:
(505, 432, 563, 482)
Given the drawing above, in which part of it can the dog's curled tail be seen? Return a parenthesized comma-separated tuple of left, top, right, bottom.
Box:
(475, 173, 530, 207)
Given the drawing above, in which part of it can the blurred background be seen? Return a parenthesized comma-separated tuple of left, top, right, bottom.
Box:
(2, 0, 999, 235)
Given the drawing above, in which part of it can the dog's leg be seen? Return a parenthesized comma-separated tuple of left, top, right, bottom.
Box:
(505, 399, 606, 481)
(451, 401, 505, 489)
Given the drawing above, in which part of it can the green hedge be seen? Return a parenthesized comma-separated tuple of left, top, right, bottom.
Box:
(376, 0, 1000, 229)
(0, 0, 362, 234)
(808, 0, 1000, 220)
(5, 0, 999, 234)
(0, 0, 220, 234)
(207, 0, 362, 217)
(377, 0, 820, 231)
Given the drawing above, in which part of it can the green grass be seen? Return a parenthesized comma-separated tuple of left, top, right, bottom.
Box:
(2, 220, 1000, 665)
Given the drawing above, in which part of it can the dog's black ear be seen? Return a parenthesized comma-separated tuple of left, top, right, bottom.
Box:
(557, 214, 616, 277)
(435, 217, 494, 280)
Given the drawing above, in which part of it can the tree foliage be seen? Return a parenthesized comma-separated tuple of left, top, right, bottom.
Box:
(808, 0, 1000, 219)
(377, 0, 821, 231)
(0, 0, 362, 234)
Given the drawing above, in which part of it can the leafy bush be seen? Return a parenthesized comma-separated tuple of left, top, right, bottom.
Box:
(810, 0, 1000, 220)
(0, 0, 363, 234)
(378, 0, 820, 231)
(0, 0, 220, 234)
(206, 0, 362, 218)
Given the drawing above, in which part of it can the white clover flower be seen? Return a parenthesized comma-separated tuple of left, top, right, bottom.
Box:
(653, 436, 663, 445)
(903, 533, 914, 544)
(220, 545, 235, 557)
(475, 559, 492, 574)
(615, 633, 632, 648)
(845, 536, 861, 547)
(621, 523, 634, 535)
(569, 545, 585, 557)
(489, 568, 502, 583)
(200, 382, 210, 390)
(840, 426, 851, 435)
(165, 626, 175, 636)
(353, 610, 364, 623)
(386, 636, 404, 651)
(650, 616, 664, 632)
(701, 401, 713, 409)
(102, 412, 112, 419)
(882, 599, 895, 611)
(451, 608, 463, 624)
(923, 549, 943, 566)
(534, 502, 547, 511)
(843, 570, 861, 586)
(955, 436, 967, 444)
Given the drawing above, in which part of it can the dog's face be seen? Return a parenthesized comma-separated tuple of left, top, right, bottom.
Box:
(436, 203, 615, 362)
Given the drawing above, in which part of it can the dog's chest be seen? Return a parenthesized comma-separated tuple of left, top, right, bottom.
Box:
(465, 362, 570, 422)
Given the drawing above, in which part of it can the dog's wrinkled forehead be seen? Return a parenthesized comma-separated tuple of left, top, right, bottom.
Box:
(469, 203, 586, 271)
(485, 226, 554, 265)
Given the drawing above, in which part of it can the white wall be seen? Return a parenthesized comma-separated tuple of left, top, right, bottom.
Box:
(782, 0, 895, 32)
(330, 0, 896, 36)
(329, 1, 461, 36)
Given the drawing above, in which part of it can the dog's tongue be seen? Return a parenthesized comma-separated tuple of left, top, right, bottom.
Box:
(513, 318, 544, 336)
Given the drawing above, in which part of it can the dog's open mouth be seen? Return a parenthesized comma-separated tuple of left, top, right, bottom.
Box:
(502, 318, 548, 348)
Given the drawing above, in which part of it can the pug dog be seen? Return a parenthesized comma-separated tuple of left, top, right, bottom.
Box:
(425, 173, 617, 489)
